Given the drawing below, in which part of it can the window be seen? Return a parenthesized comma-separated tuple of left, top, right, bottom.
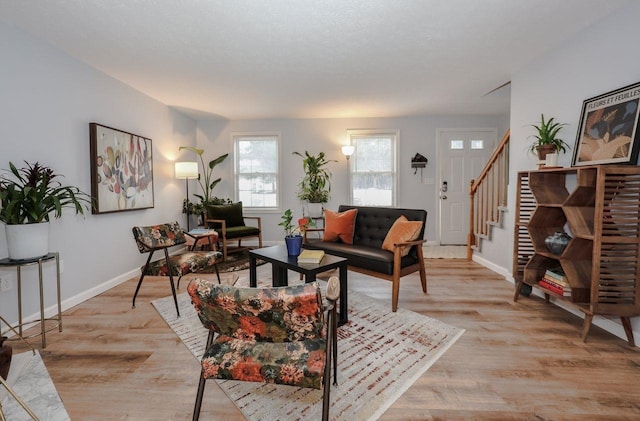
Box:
(471, 140, 484, 149)
(233, 133, 279, 209)
(450, 140, 464, 150)
(348, 130, 397, 206)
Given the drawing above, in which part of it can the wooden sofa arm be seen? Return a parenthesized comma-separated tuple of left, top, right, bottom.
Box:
(392, 238, 426, 248)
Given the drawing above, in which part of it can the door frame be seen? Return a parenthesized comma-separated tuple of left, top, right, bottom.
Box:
(435, 128, 498, 245)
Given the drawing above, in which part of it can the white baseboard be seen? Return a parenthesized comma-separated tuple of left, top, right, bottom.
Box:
(3, 268, 138, 334)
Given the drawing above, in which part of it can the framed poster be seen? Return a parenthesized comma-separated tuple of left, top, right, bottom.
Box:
(89, 123, 154, 214)
(572, 82, 640, 166)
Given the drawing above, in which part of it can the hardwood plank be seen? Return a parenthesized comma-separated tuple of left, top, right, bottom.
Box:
(8, 259, 640, 420)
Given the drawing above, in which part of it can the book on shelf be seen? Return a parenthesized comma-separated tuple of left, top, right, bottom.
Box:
(297, 249, 325, 264)
(538, 278, 571, 296)
(542, 276, 569, 291)
(545, 267, 567, 284)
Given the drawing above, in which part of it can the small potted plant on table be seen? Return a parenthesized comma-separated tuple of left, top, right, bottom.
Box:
(279, 209, 303, 256)
(528, 114, 571, 167)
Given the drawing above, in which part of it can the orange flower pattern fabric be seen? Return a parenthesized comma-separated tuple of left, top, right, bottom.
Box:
(188, 279, 327, 389)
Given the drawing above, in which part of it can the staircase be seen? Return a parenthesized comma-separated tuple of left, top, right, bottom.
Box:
(467, 130, 510, 259)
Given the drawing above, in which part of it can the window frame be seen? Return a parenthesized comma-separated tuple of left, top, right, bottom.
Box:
(347, 129, 399, 207)
(232, 131, 281, 212)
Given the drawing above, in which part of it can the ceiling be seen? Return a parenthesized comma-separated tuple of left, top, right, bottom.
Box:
(0, 0, 630, 120)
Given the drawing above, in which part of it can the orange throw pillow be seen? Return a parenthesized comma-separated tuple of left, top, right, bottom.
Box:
(323, 209, 358, 244)
(382, 215, 423, 256)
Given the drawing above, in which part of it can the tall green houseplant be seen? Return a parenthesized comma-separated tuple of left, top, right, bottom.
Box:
(178, 146, 229, 213)
(293, 151, 336, 204)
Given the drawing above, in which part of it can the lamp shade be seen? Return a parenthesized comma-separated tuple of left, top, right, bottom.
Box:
(341, 145, 355, 157)
(175, 161, 198, 179)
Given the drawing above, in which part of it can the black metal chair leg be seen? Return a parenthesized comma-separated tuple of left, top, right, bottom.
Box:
(132, 251, 155, 309)
(192, 371, 207, 421)
(164, 249, 181, 317)
(214, 263, 221, 284)
(332, 306, 338, 385)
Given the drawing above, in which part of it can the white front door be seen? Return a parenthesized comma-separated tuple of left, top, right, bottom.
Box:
(438, 129, 496, 245)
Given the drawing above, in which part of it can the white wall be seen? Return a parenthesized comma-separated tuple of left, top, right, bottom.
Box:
(196, 115, 508, 243)
(0, 22, 196, 325)
(478, 1, 640, 344)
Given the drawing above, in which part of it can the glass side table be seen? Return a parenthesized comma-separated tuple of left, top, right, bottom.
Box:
(0, 252, 62, 348)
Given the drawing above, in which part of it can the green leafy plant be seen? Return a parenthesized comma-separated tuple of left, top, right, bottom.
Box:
(293, 151, 336, 203)
(279, 209, 298, 237)
(528, 114, 571, 154)
(0, 161, 92, 224)
(178, 146, 229, 207)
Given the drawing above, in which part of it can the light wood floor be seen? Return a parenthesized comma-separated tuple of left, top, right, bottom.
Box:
(8, 259, 640, 420)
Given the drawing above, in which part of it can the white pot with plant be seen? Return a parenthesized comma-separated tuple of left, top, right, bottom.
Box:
(293, 151, 336, 217)
(0, 161, 91, 260)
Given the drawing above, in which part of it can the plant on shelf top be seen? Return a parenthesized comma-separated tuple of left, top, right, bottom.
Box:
(178, 146, 230, 213)
(0, 161, 92, 224)
(528, 114, 571, 154)
(293, 151, 336, 203)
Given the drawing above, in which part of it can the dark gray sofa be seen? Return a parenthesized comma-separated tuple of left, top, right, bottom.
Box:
(303, 205, 427, 312)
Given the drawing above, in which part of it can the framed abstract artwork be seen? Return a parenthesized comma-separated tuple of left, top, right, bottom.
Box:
(89, 123, 154, 214)
(572, 82, 640, 166)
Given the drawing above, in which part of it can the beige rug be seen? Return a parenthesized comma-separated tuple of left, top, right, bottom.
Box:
(423, 245, 467, 259)
(153, 279, 464, 421)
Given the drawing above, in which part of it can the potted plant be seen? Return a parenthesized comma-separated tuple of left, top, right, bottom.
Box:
(0, 161, 92, 259)
(293, 151, 336, 217)
(528, 114, 571, 162)
(279, 209, 303, 256)
(179, 146, 230, 223)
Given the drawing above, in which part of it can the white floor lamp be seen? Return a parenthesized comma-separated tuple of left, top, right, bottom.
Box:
(175, 161, 199, 231)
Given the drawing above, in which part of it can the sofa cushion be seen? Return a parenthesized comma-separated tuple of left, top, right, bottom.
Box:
(382, 216, 423, 257)
(304, 239, 418, 275)
(323, 208, 357, 244)
(206, 202, 245, 227)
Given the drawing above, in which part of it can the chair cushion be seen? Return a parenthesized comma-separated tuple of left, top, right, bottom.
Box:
(206, 202, 245, 227)
(381, 215, 423, 257)
(323, 208, 357, 244)
(143, 251, 222, 276)
(201, 336, 326, 389)
(223, 225, 261, 239)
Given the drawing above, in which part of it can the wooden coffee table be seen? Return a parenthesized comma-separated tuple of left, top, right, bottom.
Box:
(249, 245, 349, 325)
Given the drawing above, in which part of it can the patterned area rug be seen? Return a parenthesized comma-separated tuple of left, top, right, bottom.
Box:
(0, 350, 69, 420)
(152, 279, 464, 421)
(215, 249, 266, 273)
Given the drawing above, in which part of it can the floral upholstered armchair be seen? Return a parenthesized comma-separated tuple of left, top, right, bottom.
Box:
(187, 277, 340, 421)
(131, 221, 222, 317)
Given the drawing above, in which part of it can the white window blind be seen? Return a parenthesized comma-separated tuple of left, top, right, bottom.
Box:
(233, 133, 279, 209)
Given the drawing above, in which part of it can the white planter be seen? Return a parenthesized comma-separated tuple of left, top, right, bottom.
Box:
(305, 202, 324, 218)
(5, 222, 50, 260)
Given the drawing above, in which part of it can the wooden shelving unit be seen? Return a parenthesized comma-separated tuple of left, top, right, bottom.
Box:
(513, 165, 640, 346)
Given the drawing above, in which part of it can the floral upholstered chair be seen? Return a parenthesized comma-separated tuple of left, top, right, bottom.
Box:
(132, 221, 222, 317)
(187, 277, 340, 421)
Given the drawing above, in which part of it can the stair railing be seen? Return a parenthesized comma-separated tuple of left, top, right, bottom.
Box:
(467, 130, 510, 259)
